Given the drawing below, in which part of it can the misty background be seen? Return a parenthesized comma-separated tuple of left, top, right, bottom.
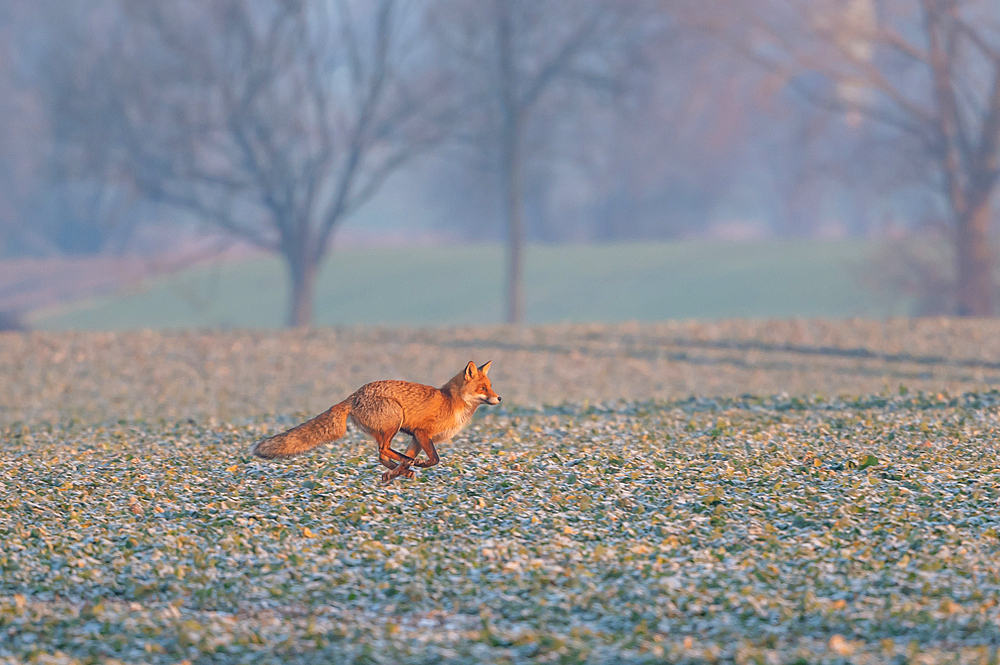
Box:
(1, 0, 999, 329)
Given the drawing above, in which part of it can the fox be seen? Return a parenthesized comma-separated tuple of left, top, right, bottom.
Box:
(250, 361, 500, 482)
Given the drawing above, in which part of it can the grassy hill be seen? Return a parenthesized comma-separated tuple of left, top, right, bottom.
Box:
(29, 240, 893, 330)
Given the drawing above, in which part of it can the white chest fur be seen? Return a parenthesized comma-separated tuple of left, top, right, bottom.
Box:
(431, 404, 477, 443)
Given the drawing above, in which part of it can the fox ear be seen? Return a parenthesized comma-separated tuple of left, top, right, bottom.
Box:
(465, 361, 477, 379)
(478, 360, 492, 376)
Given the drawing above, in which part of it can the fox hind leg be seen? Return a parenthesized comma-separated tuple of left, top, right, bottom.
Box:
(378, 453, 414, 480)
(381, 463, 414, 482)
(352, 399, 414, 481)
(376, 430, 415, 482)
(395, 438, 420, 479)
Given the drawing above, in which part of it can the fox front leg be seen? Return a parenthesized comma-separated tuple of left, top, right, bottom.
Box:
(409, 431, 440, 469)
(399, 438, 420, 478)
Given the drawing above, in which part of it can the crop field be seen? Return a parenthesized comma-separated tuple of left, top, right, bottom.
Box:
(3, 320, 1000, 664)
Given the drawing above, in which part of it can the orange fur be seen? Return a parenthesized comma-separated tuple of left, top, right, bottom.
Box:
(250, 361, 500, 482)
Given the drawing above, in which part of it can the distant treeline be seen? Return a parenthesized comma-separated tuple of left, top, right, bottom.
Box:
(1, 0, 998, 320)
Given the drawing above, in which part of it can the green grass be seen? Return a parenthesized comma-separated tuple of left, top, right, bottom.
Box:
(30, 240, 890, 331)
(4, 326, 1000, 663)
(3, 396, 1000, 663)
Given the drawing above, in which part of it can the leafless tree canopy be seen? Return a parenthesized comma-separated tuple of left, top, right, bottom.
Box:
(691, 0, 1000, 314)
(3, 0, 1000, 321)
(108, 0, 443, 326)
(430, 0, 654, 323)
(0, 0, 143, 256)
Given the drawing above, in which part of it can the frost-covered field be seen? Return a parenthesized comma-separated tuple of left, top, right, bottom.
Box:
(3, 321, 1000, 663)
(6, 320, 1000, 424)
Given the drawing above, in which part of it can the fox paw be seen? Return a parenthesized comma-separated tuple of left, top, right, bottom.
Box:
(382, 468, 415, 483)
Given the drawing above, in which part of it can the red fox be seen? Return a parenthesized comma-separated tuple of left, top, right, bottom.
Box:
(250, 361, 500, 482)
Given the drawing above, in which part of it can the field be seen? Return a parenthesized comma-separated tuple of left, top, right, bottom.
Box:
(27, 240, 891, 330)
(3, 320, 1000, 664)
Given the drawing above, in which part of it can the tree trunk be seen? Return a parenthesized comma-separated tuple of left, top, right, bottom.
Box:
(955, 195, 994, 316)
(501, 117, 525, 325)
(286, 253, 317, 328)
(496, 0, 525, 326)
(501, 111, 525, 325)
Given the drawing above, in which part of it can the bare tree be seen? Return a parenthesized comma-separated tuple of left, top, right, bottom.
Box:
(0, 24, 21, 255)
(581, 37, 798, 241)
(30, 2, 142, 256)
(432, 0, 650, 324)
(115, 0, 441, 326)
(0, 0, 143, 257)
(697, 0, 1000, 316)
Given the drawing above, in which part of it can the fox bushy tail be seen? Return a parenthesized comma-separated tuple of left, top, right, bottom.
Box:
(250, 400, 351, 459)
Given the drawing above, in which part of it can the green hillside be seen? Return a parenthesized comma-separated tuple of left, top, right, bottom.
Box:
(30, 240, 893, 330)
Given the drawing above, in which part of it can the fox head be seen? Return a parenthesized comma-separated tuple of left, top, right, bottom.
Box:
(460, 360, 501, 406)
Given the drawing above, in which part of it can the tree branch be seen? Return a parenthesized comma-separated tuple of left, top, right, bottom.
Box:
(519, 5, 605, 110)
